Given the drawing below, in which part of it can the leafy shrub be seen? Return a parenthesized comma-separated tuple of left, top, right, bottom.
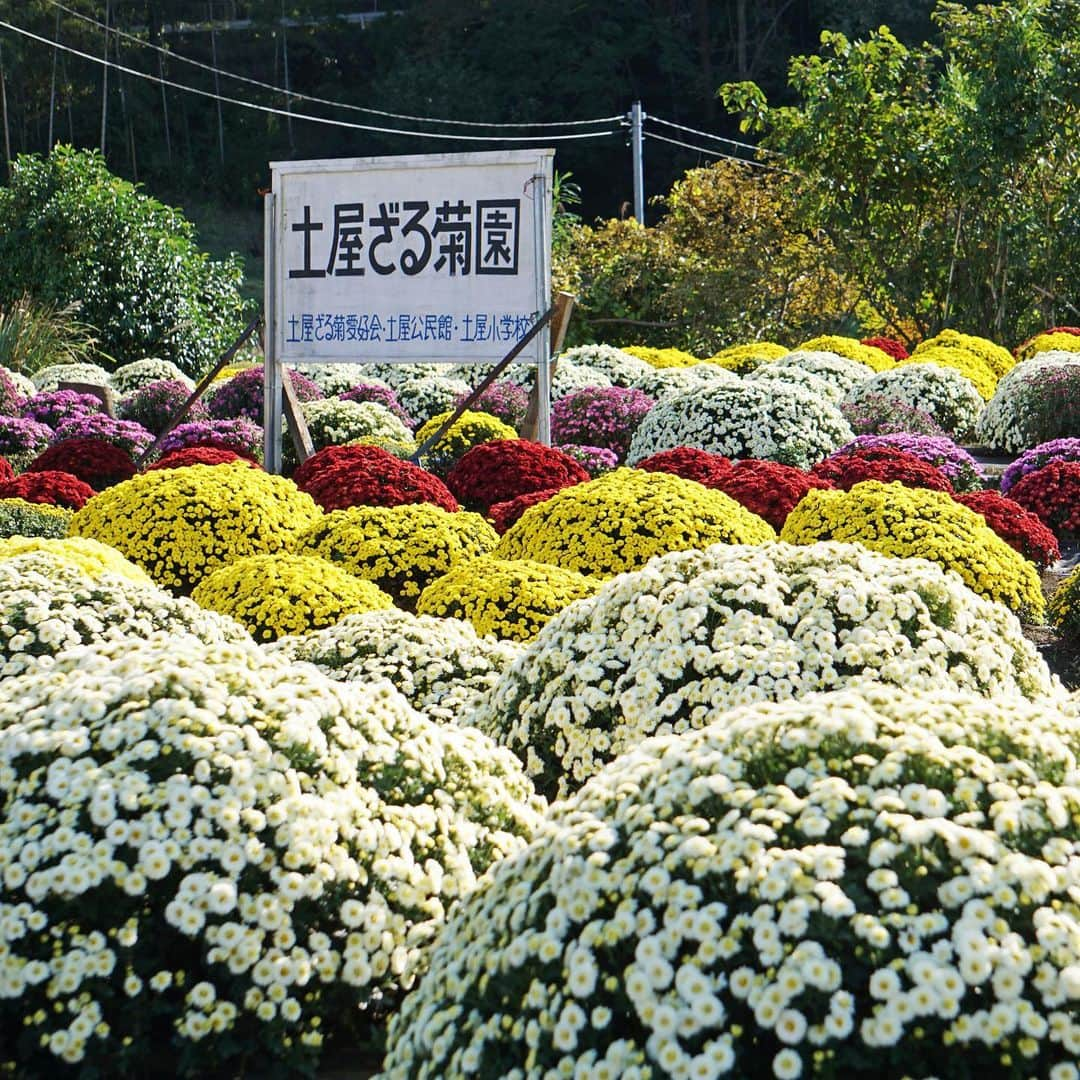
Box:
(0, 148, 246, 376)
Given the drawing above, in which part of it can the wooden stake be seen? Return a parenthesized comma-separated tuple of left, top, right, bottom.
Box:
(281, 368, 315, 463)
(521, 292, 575, 441)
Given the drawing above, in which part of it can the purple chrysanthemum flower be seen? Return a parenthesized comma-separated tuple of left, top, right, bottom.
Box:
(556, 443, 619, 477)
(835, 433, 986, 492)
(207, 365, 323, 423)
(20, 389, 104, 429)
(54, 414, 154, 458)
(452, 380, 530, 430)
(1001, 438, 1080, 494)
(552, 386, 655, 462)
(157, 417, 264, 461)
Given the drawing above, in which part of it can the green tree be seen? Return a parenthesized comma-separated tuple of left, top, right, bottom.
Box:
(0, 146, 248, 376)
(722, 0, 1080, 344)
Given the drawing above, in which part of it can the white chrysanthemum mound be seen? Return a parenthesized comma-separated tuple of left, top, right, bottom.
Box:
(361, 362, 444, 389)
(268, 609, 522, 723)
(627, 381, 853, 469)
(769, 350, 874, 396)
(557, 343, 653, 386)
(30, 361, 112, 392)
(630, 362, 739, 403)
(298, 362, 375, 396)
(472, 541, 1058, 799)
(976, 350, 1080, 452)
(0, 552, 250, 676)
(396, 375, 472, 425)
(843, 363, 984, 442)
(1, 364, 34, 398)
(292, 399, 413, 461)
(0, 635, 543, 1077)
(507, 359, 612, 400)
(381, 685, 1080, 1080)
(109, 358, 194, 394)
(746, 362, 843, 404)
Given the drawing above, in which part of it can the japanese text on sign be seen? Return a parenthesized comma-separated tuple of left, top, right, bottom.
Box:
(285, 311, 538, 344)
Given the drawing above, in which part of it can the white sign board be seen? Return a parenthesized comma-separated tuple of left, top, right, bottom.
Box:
(268, 149, 553, 366)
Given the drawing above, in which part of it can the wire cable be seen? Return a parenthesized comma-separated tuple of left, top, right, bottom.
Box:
(47, 0, 623, 130)
(644, 130, 779, 170)
(649, 113, 781, 156)
(0, 18, 621, 143)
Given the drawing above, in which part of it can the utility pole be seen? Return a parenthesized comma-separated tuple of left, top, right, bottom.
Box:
(209, 4, 225, 167)
(630, 100, 645, 224)
(48, 7, 59, 149)
(100, 0, 110, 154)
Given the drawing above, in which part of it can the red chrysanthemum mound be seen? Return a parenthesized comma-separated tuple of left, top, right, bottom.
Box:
(954, 490, 1061, 570)
(861, 336, 910, 360)
(811, 446, 955, 494)
(146, 446, 260, 471)
(0, 455, 13, 482)
(711, 459, 832, 532)
(293, 444, 458, 513)
(489, 488, 563, 535)
(1007, 460, 1080, 538)
(0, 469, 95, 509)
(27, 438, 137, 490)
(634, 446, 733, 487)
(445, 439, 588, 514)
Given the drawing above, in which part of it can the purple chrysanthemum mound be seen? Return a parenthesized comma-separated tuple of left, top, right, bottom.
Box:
(206, 365, 323, 422)
(19, 389, 104, 429)
(551, 385, 655, 462)
(120, 379, 207, 436)
(339, 382, 415, 429)
(54, 414, 154, 458)
(836, 433, 986, 493)
(156, 417, 263, 461)
(1001, 438, 1080, 494)
(452, 381, 530, 430)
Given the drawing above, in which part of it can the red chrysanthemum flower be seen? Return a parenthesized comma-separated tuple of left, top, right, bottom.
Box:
(1007, 460, 1080, 538)
(27, 438, 137, 490)
(294, 444, 458, 512)
(712, 459, 832, 532)
(0, 455, 13, 483)
(635, 446, 733, 488)
(811, 446, 954, 494)
(954, 490, 1061, 569)
(488, 487, 564, 534)
(860, 336, 910, 361)
(445, 440, 588, 513)
(0, 469, 96, 509)
(146, 446, 260, 471)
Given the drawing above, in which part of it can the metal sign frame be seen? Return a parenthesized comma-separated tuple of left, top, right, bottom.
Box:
(263, 149, 553, 471)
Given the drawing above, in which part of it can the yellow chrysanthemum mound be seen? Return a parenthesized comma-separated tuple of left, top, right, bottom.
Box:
(417, 556, 599, 642)
(798, 335, 894, 371)
(293, 503, 498, 609)
(192, 552, 392, 641)
(1017, 330, 1080, 362)
(494, 467, 775, 578)
(621, 345, 701, 369)
(913, 328, 1015, 379)
(69, 462, 321, 594)
(706, 341, 788, 373)
(414, 409, 518, 474)
(1048, 565, 1080, 641)
(0, 497, 72, 539)
(902, 344, 998, 400)
(0, 535, 153, 586)
(780, 481, 1044, 620)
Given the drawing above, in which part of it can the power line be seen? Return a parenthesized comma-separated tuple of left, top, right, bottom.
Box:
(47, 1, 623, 130)
(649, 114, 781, 157)
(644, 130, 780, 170)
(0, 18, 621, 143)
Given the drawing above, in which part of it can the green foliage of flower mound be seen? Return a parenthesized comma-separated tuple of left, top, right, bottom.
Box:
(494, 467, 775, 578)
(381, 684, 1080, 1079)
(472, 540, 1057, 800)
(69, 462, 321, 594)
(294, 503, 497, 609)
(0, 497, 71, 539)
(780, 481, 1045, 621)
(191, 553, 393, 642)
(267, 608, 522, 724)
(0, 552, 249, 676)
(0, 635, 543, 1077)
(417, 557, 600, 642)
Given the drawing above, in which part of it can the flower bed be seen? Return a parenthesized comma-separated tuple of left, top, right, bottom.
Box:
(0, 469, 95, 510)
(445, 439, 588, 513)
(0, 415, 53, 470)
(472, 540, 1054, 798)
(1006, 460, 1080, 538)
(811, 445, 955, 493)
(54, 414, 154, 458)
(842, 363, 984, 440)
(417, 556, 599, 641)
(206, 364, 323, 422)
(780, 481, 1044, 619)
(834, 433, 985, 492)
(414, 409, 518, 475)
(976, 351, 1080, 452)
(0, 634, 542, 1077)
(191, 552, 393, 641)
(1048, 564, 1080, 640)
(954, 490, 1061, 569)
(156, 417, 264, 461)
(551, 385, 655, 461)
(119, 378, 207, 435)
(627, 380, 853, 469)
(494, 468, 775, 578)
(0, 497, 71, 538)
(384, 684, 1080, 1079)
(294, 502, 497, 608)
(69, 462, 321, 594)
(28, 438, 137, 489)
(268, 608, 521, 723)
(293, 444, 458, 513)
(1001, 437, 1080, 493)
